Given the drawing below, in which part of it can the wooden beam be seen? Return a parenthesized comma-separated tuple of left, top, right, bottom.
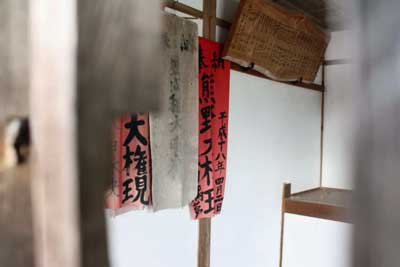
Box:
(284, 199, 352, 223)
(323, 59, 352, 66)
(279, 183, 291, 267)
(163, 1, 231, 29)
(282, 186, 353, 223)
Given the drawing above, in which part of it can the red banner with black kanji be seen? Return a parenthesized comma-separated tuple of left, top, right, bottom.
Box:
(191, 37, 230, 219)
(105, 113, 152, 215)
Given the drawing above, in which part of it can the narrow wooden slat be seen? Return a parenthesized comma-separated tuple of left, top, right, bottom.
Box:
(283, 183, 292, 198)
(198, 217, 212, 267)
(284, 199, 352, 223)
(163, 0, 231, 29)
(323, 59, 352, 66)
(163, 0, 203, 18)
(319, 63, 325, 186)
(279, 183, 291, 267)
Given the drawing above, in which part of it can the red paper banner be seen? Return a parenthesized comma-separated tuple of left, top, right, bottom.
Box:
(191, 37, 230, 219)
(105, 113, 152, 215)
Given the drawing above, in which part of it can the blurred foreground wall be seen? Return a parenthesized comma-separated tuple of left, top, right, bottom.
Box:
(353, 0, 400, 266)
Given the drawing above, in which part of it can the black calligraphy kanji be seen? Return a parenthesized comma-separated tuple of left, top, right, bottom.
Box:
(215, 177, 224, 196)
(180, 35, 189, 51)
(202, 188, 215, 214)
(122, 178, 134, 203)
(200, 138, 212, 156)
(192, 199, 203, 218)
(215, 177, 224, 185)
(123, 145, 134, 175)
(215, 152, 226, 161)
(199, 45, 208, 70)
(216, 185, 223, 195)
(211, 50, 225, 71)
(215, 196, 224, 212)
(215, 160, 225, 173)
(218, 111, 227, 151)
(199, 155, 213, 186)
(201, 73, 214, 99)
(132, 175, 149, 205)
(200, 105, 215, 134)
(219, 111, 227, 120)
(218, 139, 226, 151)
(124, 114, 148, 146)
(218, 123, 227, 140)
(133, 145, 147, 176)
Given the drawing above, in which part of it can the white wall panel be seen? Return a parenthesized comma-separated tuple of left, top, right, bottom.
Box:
(283, 214, 353, 267)
(211, 71, 321, 267)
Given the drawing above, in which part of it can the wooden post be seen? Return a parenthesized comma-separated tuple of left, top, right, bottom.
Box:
(30, 1, 162, 267)
(30, 2, 82, 266)
(202, 0, 216, 40)
(279, 183, 291, 267)
(198, 1, 216, 267)
(319, 63, 325, 187)
(198, 218, 212, 267)
(0, 0, 29, 123)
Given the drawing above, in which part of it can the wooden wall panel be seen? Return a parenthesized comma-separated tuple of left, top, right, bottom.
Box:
(0, 164, 34, 266)
(0, 0, 29, 123)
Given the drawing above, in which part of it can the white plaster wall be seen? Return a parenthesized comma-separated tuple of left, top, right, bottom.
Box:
(322, 30, 358, 189)
(107, 209, 197, 267)
(322, 63, 358, 189)
(284, 214, 353, 267)
(211, 71, 321, 267)
(325, 30, 356, 61)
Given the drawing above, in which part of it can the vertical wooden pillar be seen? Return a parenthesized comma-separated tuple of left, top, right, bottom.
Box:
(0, 1, 32, 266)
(30, 1, 81, 266)
(319, 64, 325, 187)
(198, 2, 216, 267)
(202, 0, 216, 40)
(30, 1, 162, 267)
(279, 183, 291, 267)
(0, 0, 29, 123)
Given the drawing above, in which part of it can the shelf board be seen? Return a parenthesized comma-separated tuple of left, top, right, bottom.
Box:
(283, 184, 352, 223)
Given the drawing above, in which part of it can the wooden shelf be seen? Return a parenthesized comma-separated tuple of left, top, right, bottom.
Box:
(282, 183, 352, 223)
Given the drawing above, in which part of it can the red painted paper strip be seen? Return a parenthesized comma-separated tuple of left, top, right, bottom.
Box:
(191, 37, 230, 219)
(105, 113, 152, 215)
